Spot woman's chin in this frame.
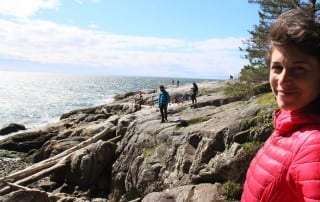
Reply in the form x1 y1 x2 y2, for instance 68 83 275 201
277 99 300 111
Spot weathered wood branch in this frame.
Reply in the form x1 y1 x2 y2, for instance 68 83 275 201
129 198 142 202
0 155 70 195
1 181 67 200
1 181 32 191
0 126 122 196
1 126 116 183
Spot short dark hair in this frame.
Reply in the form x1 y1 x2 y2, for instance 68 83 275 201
265 8 320 66
159 85 165 89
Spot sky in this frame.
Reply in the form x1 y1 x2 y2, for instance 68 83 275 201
0 0 260 79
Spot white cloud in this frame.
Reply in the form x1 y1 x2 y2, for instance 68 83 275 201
0 18 246 78
88 23 99 29
0 0 247 78
74 0 101 5
0 0 60 18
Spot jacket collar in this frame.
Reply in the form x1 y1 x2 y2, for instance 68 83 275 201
274 98 320 136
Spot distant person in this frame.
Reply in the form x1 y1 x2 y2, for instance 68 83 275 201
158 85 170 123
138 92 143 109
191 82 198 104
172 80 175 85
151 95 155 107
229 75 233 80
177 80 180 87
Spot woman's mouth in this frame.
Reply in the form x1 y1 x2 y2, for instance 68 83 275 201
277 89 299 96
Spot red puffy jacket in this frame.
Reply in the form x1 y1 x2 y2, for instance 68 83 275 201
241 100 320 202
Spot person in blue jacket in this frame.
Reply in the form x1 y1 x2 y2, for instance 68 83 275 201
158 85 170 123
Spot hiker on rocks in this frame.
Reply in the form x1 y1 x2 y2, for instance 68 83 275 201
137 92 143 109
158 85 170 123
242 8 320 202
151 95 155 107
191 82 198 104
177 80 180 87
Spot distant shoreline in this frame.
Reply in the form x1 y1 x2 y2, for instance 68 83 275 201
1 74 220 134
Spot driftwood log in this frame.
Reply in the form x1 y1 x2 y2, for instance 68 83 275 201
1 181 70 200
0 126 121 196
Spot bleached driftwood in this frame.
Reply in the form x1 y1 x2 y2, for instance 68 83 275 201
0 155 70 195
1 126 116 182
0 126 121 195
1 181 32 191
129 198 142 202
1 181 68 200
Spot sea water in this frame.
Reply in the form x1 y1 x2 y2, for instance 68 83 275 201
0 71 213 132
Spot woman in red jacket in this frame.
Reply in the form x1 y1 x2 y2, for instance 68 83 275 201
241 8 320 202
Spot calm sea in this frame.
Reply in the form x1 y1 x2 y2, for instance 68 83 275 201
0 71 213 131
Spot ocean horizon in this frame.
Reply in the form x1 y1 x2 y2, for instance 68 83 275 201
1 71 216 132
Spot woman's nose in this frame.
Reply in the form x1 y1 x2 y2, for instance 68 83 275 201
278 69 292 84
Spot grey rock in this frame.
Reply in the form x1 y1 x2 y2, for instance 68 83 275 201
1 190 50 202
142 183 226 202
0 81 274 201
0 123 26 136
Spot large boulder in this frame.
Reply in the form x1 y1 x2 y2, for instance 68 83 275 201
142 183 226 202
0 130 55 152
0 190 50 202
51 140 117 197
109 91 274 201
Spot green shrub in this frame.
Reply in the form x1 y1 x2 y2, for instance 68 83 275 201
223 82 251 99
221 181 243 200
242 141 263 159
239 66 269 84
257 92 277 108
224 65 269 100
199 87 216 96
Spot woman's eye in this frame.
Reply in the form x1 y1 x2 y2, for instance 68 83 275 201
271 65 282 73
292 66 307 75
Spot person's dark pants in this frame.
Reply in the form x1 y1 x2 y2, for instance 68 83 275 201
191 94 197 104
159 103 168 122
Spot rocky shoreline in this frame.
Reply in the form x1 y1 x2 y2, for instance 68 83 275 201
0 80 273 202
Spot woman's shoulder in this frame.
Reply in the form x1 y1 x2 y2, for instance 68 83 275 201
291 126 320 145
299 127 320 144
290 129 320 182
290 128 320 161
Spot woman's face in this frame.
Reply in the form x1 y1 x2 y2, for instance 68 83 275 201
270 45 320 111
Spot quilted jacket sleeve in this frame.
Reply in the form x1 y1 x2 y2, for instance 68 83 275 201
289 130 320 201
